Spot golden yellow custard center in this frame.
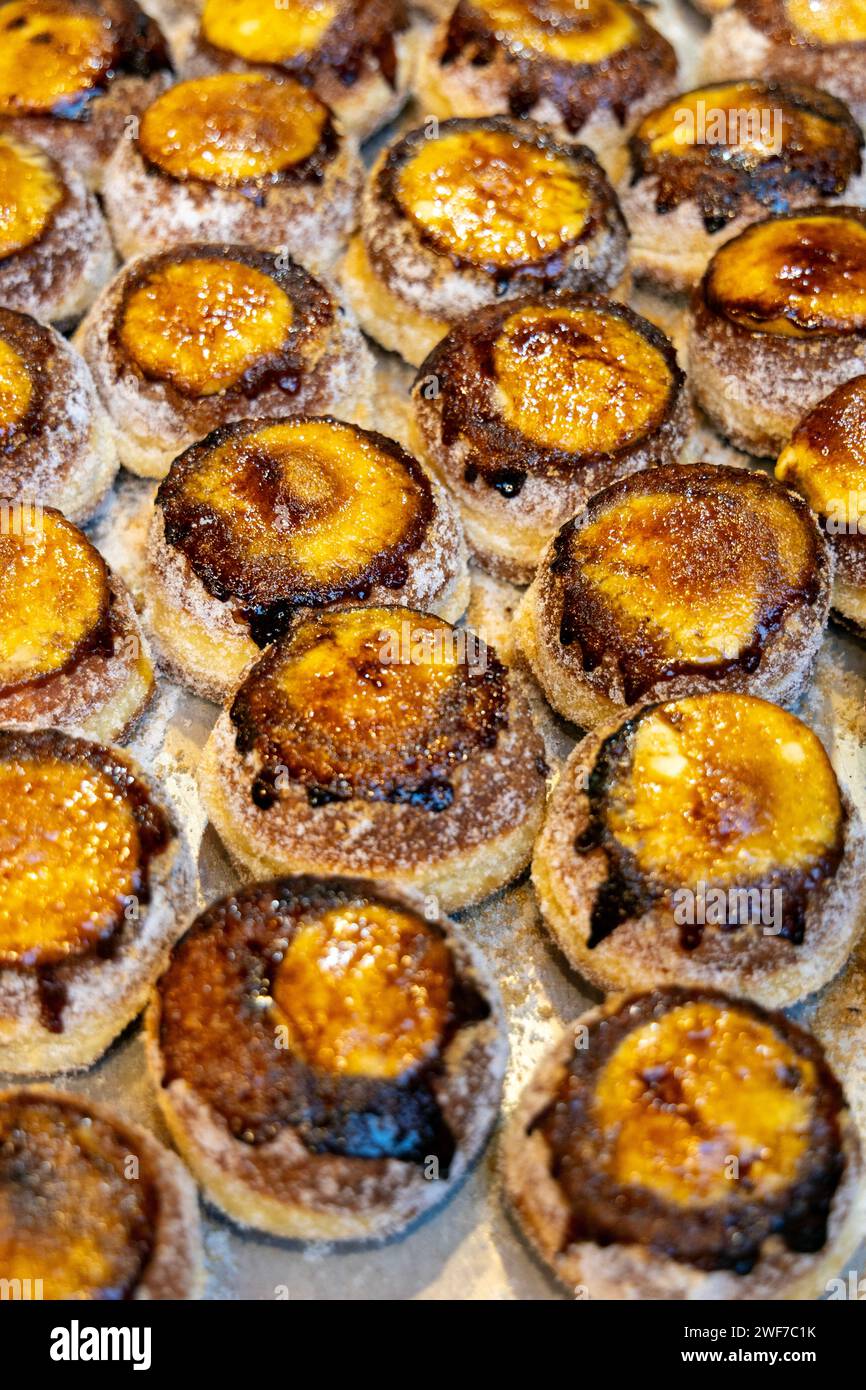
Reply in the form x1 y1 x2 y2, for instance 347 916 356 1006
0 336 33 439
603 693 842 888
777 375 866 522
272 902 452 1079
594 1001 815 1205
201 0 340 62
707 214 866 336
118 258 294 398
638 82 835 161
139 74 329 188
493 304 671 453
182 420 428 588
785 0 866 43
0 0 115 116
0 511 108 693
0 754 141 966
0 135 63 261
475 0 637 62
397 129 590 268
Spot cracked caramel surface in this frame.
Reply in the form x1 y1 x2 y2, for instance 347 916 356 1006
138 73 332 190
776 374 866 521
0 1093 155 1299
705 210 866 336
201 0 341 63
230 606 507 808
0 508 110 696
0 134 63 261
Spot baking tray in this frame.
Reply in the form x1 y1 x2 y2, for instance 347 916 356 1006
4 0 866 1299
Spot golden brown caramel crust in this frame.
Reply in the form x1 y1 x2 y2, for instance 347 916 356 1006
742 0 866 47
0 134 64 260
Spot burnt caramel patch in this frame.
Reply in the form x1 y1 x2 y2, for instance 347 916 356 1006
532 988 846 1272
777 373 866 521
198 0 408 94
630 81 863 233
0 0 170 121
440 0 676 135
575 693 844 949
0 1092 157 1298
0 134 64 262
229 606 508 810
0 730 173 1016
549 463 825 702
112 243 333 404
138 73 337 196
741 0 866 47
157 417 436 645
157 877 490 1167
704 207 866 337
416 292 682 494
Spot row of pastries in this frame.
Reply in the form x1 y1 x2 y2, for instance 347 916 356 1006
3 0 866 1302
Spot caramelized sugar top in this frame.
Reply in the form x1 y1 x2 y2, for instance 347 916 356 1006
0 508 110 694
201 0 340 61
493 302 673 454
776 374 866 520
0 0 116 117
601 693 842 888
0 1094 154 1299
784 0 866 42
396 128 591 270
592 1000 815 1205
472 0 638 62
158 419 434 627
705 211 866 336
0 134 63 261
271 901 453 1079
138 74 330 189
230 605 507 805
117 255 294 397
0 335 33 441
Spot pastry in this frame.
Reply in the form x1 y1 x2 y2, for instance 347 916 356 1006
622 80 864 294
532 692 865 1007
341 116 629 368
503 987 866 1298
0 307 117 523
0 0 172 189
688 207 866 456
146 416 470 701
514 463 832 728
414 0 678 177
198 605 548 909
0 508 154 741
410 291 689 583
147 875 507 1242
75 243 375 479
0 1086 202 1298
175 0 420 142
0 728 193 1075
776 373 866 633
0 131 114 330
700 0 866 126
102 71 362 271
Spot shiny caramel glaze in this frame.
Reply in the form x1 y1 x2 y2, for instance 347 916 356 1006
704 208 866 336
533 988 846 1271
576 693 844 948
0 337 33 442
741 0 866 46
379 117 624 287
198 0 407 93
550 464 826 703
776 374 866 523
0 729 172 983
157 876 490 1165
112 244 332 401
0 0 170 121
630 81 863 233
0 133 64 260
440 0 676 134
137 73 336 194
416 292 682 496
0 1091 156 1298
0 508 112 697
157 418 435 646
230 605 508 810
